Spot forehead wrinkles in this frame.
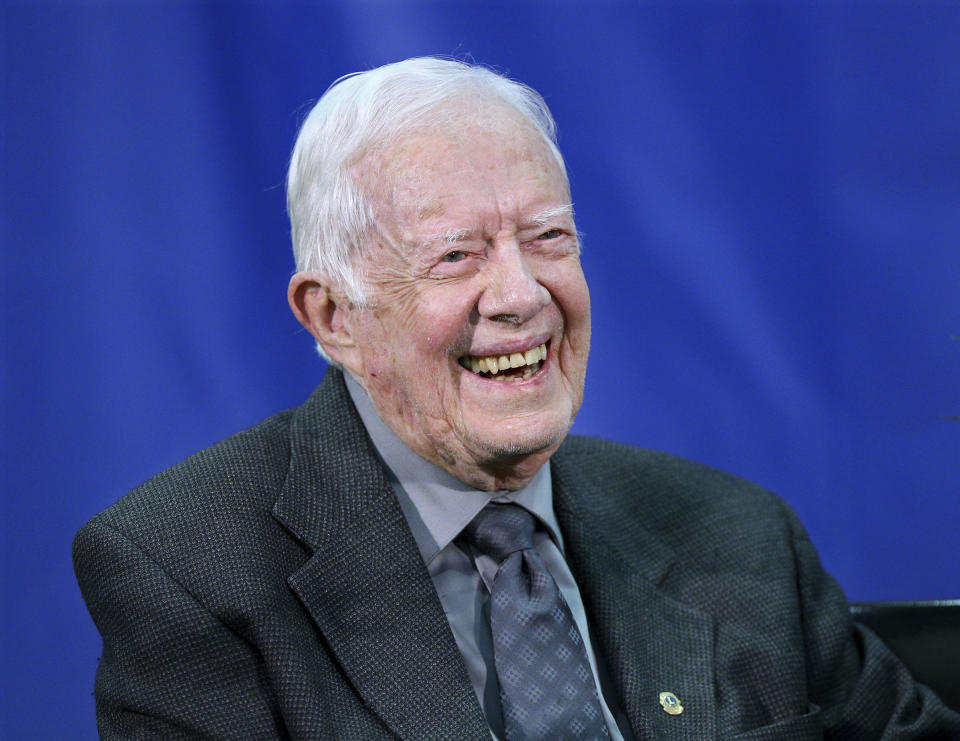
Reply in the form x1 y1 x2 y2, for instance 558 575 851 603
356 136 461 242
356 111 566 255
416 140 557 234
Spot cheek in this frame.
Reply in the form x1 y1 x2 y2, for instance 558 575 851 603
567 281 591 331
541 262 591 330
351 314 402 380
419 318 464 354
408 288 479 354
358 304 463 383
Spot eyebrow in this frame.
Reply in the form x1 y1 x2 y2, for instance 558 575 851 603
529 203 575 226
418 203 576 248
440 227 470 244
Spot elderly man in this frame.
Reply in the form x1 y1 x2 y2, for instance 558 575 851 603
75 58 959 740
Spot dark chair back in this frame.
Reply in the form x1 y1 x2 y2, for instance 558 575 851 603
851 600 960 712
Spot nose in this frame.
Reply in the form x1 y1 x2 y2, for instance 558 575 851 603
477 242 550 324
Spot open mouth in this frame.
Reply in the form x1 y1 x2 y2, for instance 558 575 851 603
458 343 548 381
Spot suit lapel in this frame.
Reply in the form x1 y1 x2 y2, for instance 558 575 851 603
552 449 717 741
273 371 488 740
269 372 719 739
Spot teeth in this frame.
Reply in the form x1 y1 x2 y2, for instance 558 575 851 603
459 343 548 378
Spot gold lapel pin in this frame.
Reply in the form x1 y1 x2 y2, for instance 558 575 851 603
659 691 684 715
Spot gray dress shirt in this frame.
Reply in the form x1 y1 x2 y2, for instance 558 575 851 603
345 374 630 741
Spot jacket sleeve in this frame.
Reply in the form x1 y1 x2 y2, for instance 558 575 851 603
786 506 960 740
73 517 285 740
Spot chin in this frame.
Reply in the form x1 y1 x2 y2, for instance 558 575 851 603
465 415 571 464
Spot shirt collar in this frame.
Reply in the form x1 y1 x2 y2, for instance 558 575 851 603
344 372 564 564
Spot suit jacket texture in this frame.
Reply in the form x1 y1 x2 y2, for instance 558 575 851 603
74 369 960 740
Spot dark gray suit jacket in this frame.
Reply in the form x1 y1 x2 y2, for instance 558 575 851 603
74 369 960 740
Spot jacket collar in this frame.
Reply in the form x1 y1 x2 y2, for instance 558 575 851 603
272 369 488 740
272 370 717 740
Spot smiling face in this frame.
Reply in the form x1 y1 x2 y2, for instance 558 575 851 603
335 105 590 490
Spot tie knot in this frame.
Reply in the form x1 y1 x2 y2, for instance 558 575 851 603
464 503 536 563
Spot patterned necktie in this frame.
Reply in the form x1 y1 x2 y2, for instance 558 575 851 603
464 503 610 741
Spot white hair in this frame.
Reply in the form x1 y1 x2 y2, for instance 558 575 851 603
285 57 567 306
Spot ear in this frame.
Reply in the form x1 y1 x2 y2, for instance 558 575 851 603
287 271 360 368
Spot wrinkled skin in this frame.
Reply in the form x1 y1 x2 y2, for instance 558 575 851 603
292 104 590 491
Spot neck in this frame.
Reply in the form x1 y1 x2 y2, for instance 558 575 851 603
343 370 556 492
428 445 555 492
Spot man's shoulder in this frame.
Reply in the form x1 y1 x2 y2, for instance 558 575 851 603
76 405 299 557
554 434 795 536
557 434 773 498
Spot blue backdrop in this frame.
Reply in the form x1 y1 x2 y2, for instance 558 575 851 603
3 2 959 738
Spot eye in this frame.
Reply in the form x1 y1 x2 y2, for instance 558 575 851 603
537 229 563 240
441 250 467 263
